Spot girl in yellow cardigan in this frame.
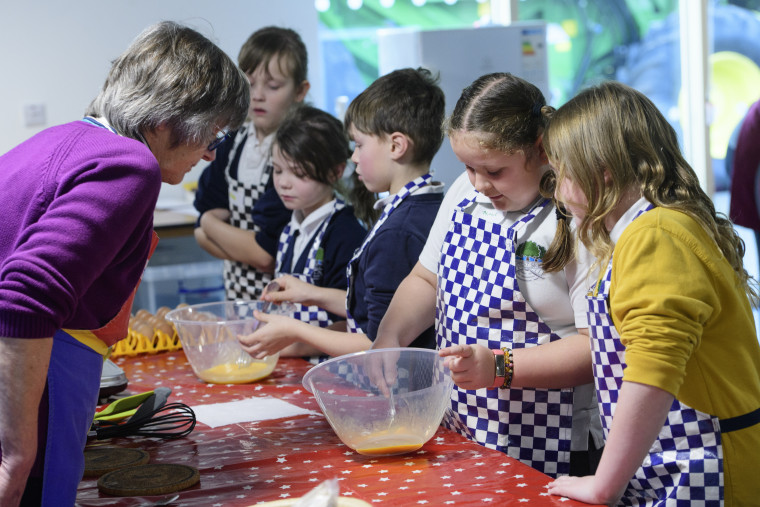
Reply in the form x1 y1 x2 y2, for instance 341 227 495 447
542 81 760 505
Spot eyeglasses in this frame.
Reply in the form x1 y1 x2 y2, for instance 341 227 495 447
207 129 230 151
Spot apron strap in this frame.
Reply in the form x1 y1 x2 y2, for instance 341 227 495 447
719 406 760 433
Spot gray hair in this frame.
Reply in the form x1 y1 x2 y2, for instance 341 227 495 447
86 21 249 146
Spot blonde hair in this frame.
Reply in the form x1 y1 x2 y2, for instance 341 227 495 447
544 81 758 304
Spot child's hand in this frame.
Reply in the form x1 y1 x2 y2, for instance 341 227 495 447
438 344 497 390
547 475 614 506
238 311 297 359
262 274 316 305
366 347 400 397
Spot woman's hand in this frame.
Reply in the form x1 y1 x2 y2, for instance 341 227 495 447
238 311 299 359
438 344 496 390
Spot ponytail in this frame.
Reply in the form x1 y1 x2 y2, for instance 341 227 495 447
540 171 575 272
337 170 380 229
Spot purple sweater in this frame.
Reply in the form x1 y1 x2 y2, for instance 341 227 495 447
729 100 760 230
0 121 161 342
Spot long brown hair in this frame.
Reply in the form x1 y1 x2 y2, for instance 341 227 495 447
544 81 758 304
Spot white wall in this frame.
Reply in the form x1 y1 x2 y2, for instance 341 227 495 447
0 0 320 202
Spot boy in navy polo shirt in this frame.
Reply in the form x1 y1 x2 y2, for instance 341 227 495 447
239 67 446 358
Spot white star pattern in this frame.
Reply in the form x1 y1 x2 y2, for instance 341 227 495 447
77 356 571 506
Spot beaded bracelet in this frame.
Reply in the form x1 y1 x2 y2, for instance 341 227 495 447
500 347 514 390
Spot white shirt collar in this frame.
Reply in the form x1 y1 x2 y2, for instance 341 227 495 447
372 179 444 211
245 121 275 150
286 198 337 267
609 196 652 244
289 198 336 237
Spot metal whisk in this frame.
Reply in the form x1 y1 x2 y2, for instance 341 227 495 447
91 402 196 440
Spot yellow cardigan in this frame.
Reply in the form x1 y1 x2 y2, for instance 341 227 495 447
609 207 760 506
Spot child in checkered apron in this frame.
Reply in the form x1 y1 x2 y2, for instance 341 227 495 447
194 27 310 302
543 81 760 506
264 105 367 361
373 72 604 478
239 68 445 359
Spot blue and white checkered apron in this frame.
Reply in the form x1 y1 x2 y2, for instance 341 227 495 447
276 199 345 331
345 174 433 334
225 126 272 301
437 194 573 477
587 203 723 506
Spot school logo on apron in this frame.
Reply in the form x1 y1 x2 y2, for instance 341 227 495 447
437 195 573 477
515 240 546 282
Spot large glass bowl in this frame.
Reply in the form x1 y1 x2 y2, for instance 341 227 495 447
166 300 293 384
302 347 453 457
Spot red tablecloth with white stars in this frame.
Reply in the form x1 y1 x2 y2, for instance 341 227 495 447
75 352 597 506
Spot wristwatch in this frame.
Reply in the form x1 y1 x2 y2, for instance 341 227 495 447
492 349 506 389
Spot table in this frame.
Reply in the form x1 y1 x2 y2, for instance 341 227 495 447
76 353 596 506
153 208 197 239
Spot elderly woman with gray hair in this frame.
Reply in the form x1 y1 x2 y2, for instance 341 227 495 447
0 21 248 507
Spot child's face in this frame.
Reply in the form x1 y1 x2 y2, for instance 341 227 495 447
554 169 589 223
451 132 545 212
272 144 334 217
247 56 308 139
348 126 393 194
